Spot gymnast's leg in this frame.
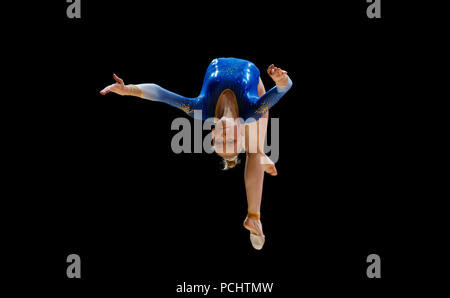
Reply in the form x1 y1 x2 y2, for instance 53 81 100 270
242 78 278 250
243 112 274 239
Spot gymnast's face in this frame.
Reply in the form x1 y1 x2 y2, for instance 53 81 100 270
212 117 244 156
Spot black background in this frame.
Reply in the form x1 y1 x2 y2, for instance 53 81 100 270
5 0 444 296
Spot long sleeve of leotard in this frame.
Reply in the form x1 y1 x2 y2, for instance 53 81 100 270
136 83 202 119
249 77 293 119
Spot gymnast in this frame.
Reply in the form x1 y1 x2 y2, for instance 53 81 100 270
100 58 292 250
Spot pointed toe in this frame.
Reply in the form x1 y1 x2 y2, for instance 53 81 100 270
250 233 265 250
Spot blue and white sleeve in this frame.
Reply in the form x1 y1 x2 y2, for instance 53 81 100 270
136 83 202 119
250 77 293 120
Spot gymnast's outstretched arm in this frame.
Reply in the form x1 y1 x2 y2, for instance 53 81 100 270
100 74 200 118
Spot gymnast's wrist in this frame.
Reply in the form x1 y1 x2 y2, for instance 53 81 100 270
276 76 293 92
125 84 143 98
275 75 290 87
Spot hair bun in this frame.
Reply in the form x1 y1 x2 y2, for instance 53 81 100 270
222 156 240 170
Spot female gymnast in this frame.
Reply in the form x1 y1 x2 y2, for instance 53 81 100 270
100 58 292 250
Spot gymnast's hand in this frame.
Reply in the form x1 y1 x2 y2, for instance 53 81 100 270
267 64 290 87
99 73 131 96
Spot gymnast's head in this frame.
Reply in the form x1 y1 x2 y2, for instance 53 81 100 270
212 116 245 170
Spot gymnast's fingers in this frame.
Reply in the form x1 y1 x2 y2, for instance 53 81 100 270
100 86 111 95
113 73 124 85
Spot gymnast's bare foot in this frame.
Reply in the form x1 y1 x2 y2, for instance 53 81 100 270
267 64 290 87
243 216 264 237
260 154 278 176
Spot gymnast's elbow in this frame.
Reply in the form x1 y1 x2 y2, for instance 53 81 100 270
138 83 162 101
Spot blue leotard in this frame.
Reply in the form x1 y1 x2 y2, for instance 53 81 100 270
137 57 292 122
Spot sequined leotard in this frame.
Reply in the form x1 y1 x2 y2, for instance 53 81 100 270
137 57 292 122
